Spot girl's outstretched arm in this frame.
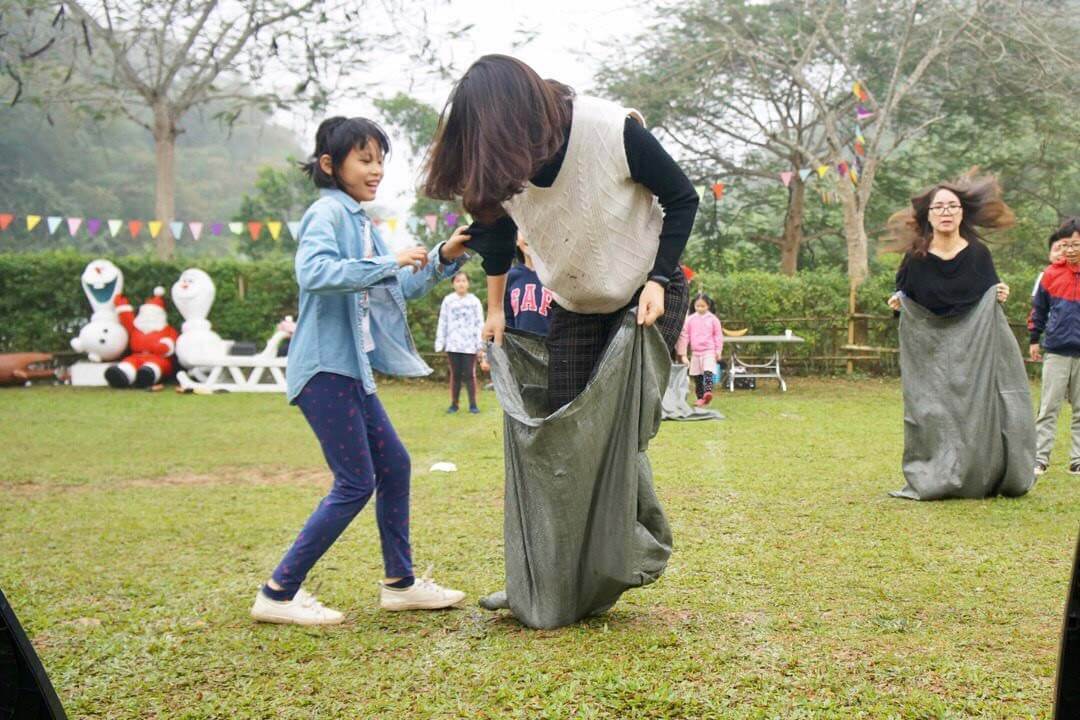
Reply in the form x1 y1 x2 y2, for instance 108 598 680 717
398 227 472 299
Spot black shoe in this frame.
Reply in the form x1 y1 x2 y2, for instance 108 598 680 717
469 406 480 414
1069 462 1080 476
104 365 130 388
132 366 157 389
446 406 459 414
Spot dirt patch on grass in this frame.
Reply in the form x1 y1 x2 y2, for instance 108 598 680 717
2 467 329 495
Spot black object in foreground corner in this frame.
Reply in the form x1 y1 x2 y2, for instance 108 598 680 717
1056 528 1080 719
0 588 67 720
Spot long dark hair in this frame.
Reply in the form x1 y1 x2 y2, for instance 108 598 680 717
421 55 572 220
301 116 390 190
886 170 1015 258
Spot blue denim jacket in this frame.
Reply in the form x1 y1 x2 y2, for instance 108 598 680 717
286 189 466 401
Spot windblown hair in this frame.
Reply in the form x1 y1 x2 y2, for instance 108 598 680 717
421 55 572 221
300 116 390 190
886 170 1015 258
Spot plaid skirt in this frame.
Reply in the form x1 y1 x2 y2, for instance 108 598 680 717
545 269 689 411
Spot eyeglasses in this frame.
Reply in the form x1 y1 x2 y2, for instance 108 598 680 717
929 203 963 215
1059 243 1080 250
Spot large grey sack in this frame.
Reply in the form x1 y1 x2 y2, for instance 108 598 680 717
485 313 674 628
894 287 1035 500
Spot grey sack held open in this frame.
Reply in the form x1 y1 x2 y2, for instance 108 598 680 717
484 313 674 629
893 287 1036 500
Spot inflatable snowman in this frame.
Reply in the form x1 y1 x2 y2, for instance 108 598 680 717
70 259 128 362
172 268 227 369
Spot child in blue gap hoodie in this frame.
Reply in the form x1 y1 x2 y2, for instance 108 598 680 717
503 233 553 336
1030 217 1080 476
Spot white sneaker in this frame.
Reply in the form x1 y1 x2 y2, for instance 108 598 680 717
379 568 466 611
1035 462 1048 476
251 587 345 626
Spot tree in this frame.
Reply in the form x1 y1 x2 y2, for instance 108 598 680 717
603 0 1080 287
12 1 440 259
599 0 838 275
234 161 317 259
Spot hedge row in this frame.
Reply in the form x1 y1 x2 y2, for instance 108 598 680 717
0 252 1042 375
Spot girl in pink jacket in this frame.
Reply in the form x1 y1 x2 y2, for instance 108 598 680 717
676 293 724 406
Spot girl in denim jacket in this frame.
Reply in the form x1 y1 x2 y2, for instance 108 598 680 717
251 117 471 625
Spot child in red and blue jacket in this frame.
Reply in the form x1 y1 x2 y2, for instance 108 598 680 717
1029 217 1080 475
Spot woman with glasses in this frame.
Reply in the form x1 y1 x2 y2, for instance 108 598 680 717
887 181 1010 315
884 172 1035 500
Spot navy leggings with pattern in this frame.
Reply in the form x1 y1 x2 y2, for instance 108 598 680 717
271 372 413 595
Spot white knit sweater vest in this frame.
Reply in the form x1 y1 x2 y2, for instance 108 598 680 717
504 95 663 314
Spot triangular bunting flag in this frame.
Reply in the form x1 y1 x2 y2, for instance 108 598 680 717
189 222 203 241
169 221 184 240
26 215 42 232
287 221 301 238
148 221 162 239
780 171 794 187
47 217 63 235
406 217 420 233
67 218 83 236
108 219 123 237
210 222 223 236
852 81 869 102
373 218 384 226
267 221 282 240
0 213 14 231
128 220 143 238
247 221 263 240
86 218 102 236
837 161 849 177
696 185 708 200
386 218 399 234
424 214 438 232
854 139 866 157
799 168 813 183
228 222 243 235
851 168 859 184
445 212 459 227
856 104 874 121
816 165 830 178
711 182 725 200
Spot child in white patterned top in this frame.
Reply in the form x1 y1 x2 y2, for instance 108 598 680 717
435 271 485 413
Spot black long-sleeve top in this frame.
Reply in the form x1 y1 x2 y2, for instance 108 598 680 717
464 116 699 285
895 241 1000 317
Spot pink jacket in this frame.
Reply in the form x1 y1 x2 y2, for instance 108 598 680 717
676 312 724 357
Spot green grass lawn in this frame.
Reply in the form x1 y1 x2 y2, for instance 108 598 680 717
1 379 1075 719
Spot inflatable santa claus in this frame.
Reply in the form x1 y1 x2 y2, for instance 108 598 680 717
104 287 179 389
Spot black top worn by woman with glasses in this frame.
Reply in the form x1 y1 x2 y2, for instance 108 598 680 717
895 239 1001 317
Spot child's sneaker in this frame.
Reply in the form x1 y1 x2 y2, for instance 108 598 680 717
379 569 465 611
1069 462 1080 476
1035 462 1048 476
446 406 458 414
694 397 706 407
469 406 480 414
702 391 713 405
251 587 344 626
